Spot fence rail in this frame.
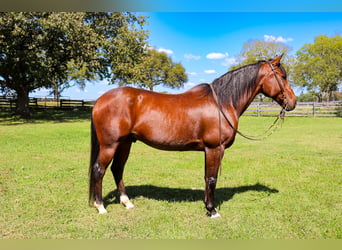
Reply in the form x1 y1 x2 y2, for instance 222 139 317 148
0 96 94 111
1 96 341 117
245 102 342 117
0 96 39 110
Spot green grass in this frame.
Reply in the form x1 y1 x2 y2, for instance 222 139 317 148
0 111 341 239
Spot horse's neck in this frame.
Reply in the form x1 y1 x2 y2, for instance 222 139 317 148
236 86 261 117
217 81 261 120
212 63 262 119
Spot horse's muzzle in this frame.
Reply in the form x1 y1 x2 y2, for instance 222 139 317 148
284 98 296 111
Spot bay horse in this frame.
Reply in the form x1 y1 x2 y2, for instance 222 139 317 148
89 55 296 218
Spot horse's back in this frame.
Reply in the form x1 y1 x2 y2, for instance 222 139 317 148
94 84 211 109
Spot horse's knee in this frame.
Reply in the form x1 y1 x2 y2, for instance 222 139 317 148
207 176 217 186
93 162 105 180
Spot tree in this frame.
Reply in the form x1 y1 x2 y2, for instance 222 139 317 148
230 39 293 102
117 49 188 91
85 12 148 85
0 12 148 117
230 39 293 71
292 34 342 102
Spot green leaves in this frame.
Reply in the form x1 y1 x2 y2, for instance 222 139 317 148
231 39 292 70
125 49 188 91
0 12 148 116
231 34 341 102
293 35 342 101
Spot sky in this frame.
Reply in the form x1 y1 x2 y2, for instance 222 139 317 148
31 12 342 100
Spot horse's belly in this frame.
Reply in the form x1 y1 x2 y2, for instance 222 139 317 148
132 126 204 151
138 137 204 151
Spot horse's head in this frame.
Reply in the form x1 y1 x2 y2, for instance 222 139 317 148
259 55 296 111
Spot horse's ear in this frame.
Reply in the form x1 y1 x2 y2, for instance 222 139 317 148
271 54 283 67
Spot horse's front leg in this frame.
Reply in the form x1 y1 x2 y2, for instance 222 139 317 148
204 146 224 218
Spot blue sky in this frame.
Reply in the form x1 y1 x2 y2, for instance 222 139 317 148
32 12 342 100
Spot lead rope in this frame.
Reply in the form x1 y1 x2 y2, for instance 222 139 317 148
209 84 286 143
209 62 288 176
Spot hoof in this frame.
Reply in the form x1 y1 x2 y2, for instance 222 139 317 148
124 202 135 210
211 212 221 219
120 195 135 210
94 202 108 214
207 209 221 218
98 208 108 214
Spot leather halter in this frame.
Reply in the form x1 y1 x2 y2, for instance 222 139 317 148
268 62 289 111
209 62 286 142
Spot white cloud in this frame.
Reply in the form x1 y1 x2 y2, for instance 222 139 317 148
264 35 294 43
156 47 174 55
222 57 239 67
184 82 197 88
100 80 109 85
147 46 174 55
188 72 198 76
75 88 88 93
206 52 229 60
37 87 50 92
184 53 201 60
204 69 217 74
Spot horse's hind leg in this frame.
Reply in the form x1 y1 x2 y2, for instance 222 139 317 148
111 141 135 209
93 144 118 214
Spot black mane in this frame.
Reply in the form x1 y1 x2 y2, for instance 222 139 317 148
211 61 264 108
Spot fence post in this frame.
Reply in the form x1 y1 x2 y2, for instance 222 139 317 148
312 102 315 117
10 99 15 111
257 103 260 117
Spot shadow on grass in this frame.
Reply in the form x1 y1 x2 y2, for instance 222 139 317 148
103 183 279 209
0 109 91 125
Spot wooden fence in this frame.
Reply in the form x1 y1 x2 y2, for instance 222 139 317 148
59 99 95 110
1 96 341 117
244 102 342 117
0 96 39 110
0 96 94 111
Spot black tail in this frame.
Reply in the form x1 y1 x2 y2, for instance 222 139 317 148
89 116 100 205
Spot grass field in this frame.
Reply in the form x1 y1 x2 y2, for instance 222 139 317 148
0 110 341 239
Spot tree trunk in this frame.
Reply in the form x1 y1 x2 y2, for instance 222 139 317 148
15 88 31 118
53 80 59 103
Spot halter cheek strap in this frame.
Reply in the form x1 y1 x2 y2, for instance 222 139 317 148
268 62 289 111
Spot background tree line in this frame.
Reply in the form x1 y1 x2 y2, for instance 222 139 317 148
0 12 341 118
0 12 187 117
230 34 342 102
